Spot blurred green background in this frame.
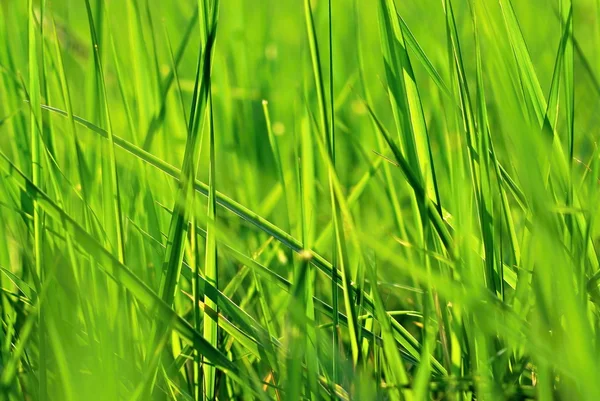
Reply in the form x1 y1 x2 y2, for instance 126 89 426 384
1 0 600 400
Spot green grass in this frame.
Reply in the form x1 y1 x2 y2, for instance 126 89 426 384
0 0 599 399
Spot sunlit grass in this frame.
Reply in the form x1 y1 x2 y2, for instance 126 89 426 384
0 0 598 400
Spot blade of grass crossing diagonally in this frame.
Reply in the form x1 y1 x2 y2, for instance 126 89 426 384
141 0 220 398
124 210 284 381
0 152 270 400
82 5 132 396
542 7 572 139
365 104 454 259
377 0 440 208
40 101 382 266
104 0 159 367
48 17 109 384
28 16 114 400
394 12 454 103
39 102 444 374
48 17 99 264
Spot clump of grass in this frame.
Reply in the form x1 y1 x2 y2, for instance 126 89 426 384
0 0 598 400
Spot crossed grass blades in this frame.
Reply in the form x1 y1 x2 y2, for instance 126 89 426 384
0 0 598 399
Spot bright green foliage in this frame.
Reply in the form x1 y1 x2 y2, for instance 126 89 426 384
1 0 599 400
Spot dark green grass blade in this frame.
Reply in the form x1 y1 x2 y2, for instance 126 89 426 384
201 0 220 398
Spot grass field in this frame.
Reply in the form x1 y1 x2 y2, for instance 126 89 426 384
0 0 598 399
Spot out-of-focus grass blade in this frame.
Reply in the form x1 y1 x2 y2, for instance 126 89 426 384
27 1 47 398
0 151 250 381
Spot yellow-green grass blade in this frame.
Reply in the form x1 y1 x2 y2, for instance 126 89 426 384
198 1 220 399
377 0 438 206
